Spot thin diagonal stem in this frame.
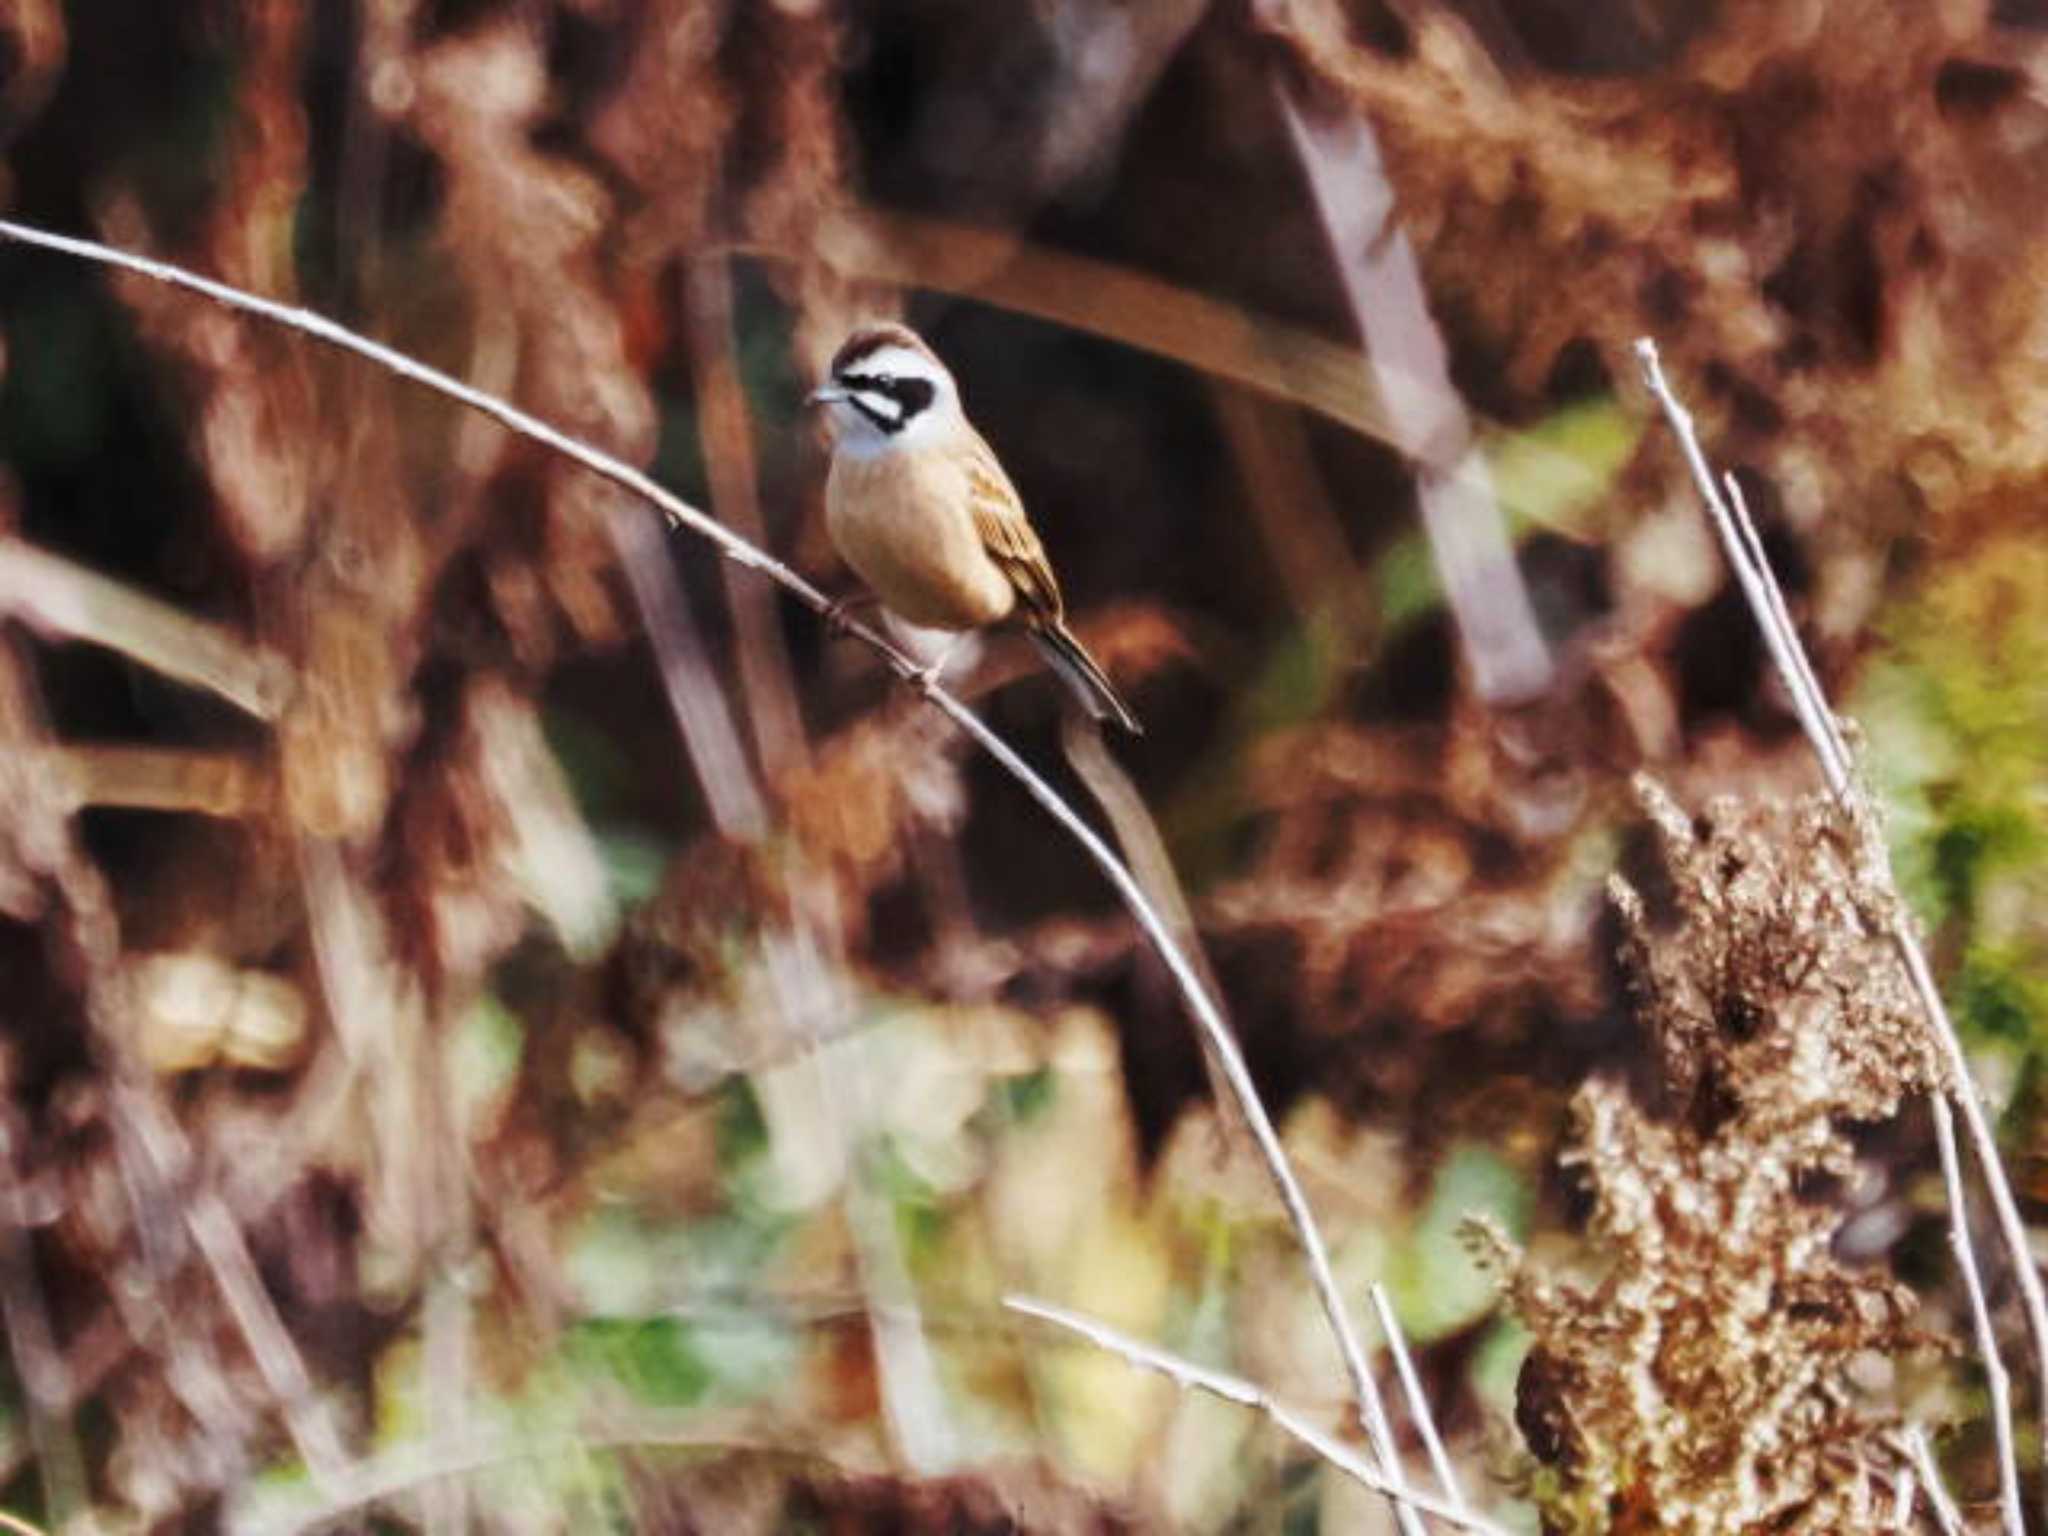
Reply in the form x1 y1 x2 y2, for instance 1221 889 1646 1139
1895 1428 1965 1536
1005 1295 1506 1535
0 216 1402 1515
1372 1283 1466 1514
1638 338 2043 1530
1932 1089 2022 1533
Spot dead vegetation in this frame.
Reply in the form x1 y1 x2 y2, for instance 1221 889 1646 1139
1493 777 1939 1532
0 0 2045 1530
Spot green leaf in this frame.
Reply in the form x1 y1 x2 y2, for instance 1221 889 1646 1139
565 1317 711 1406
1384 1143 1532 1344
715 1077 771 1173
1468 1314 1533 1422
1373 530 1441 634
1931 804 2043 929
595 829 672 913
447 994 525 1136
1485 396 1639 538
997 1067 1056 1123
1959 949 2048 1047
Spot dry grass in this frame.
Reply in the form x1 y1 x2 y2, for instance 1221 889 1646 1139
0 2 2043 1530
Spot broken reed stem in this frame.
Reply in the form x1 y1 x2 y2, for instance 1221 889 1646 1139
0 218 1406 1516
0 536 291 720
680 256 812 781
1636 337 2039 1531
1271 71 1551 712
1004 1295 1506 1535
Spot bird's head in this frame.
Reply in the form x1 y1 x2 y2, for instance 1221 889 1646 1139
808 322 959 457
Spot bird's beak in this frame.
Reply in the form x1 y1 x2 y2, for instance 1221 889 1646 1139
807 384 847 406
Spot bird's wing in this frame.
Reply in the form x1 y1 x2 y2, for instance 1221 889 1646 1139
963 431 1064 622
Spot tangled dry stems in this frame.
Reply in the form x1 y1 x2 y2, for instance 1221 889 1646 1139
1493 775 1940 1533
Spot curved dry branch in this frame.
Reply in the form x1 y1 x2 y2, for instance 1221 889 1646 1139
0 217 1411 1517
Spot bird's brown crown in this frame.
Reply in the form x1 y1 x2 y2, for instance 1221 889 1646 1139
829 321 936 378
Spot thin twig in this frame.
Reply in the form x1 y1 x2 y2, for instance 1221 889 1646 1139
1721 475 1846 784
1933 1085 2023 1534
1371 1283 1466 1514
181 1173 350 1482
1895 1428 1966 1536
1637 338 2041 1528
0 216 1403 1513
3 632 348 1491
616 484 956 1472
1004 1295 1507 1536
1709 474 1854 790
1890 1461 1916 1530
1720 462 2025 1530
609 499 772 838
1060 712 1253 1154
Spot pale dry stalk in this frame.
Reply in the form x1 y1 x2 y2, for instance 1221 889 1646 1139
1005 1294 1506 1535
1638 337 2036 1532
1372 1281 1467 1514
0 213 1417 1529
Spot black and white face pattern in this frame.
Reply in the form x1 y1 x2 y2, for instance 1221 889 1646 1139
822 338 956 457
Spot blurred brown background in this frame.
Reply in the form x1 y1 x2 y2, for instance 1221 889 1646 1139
2 0 2047 1530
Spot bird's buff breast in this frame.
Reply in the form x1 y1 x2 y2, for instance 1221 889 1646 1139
827 451 1016 630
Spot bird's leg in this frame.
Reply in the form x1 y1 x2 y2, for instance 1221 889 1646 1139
822 591 878 637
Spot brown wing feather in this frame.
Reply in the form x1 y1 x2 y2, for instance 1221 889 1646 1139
962 433 1064 623
959 431 1141 733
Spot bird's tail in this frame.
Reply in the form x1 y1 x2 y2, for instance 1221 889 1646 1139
1032 621 1142 735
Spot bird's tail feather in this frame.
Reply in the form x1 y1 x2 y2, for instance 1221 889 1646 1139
1032 622 1142 736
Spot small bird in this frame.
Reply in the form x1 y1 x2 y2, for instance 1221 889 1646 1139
808 321 1142 734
